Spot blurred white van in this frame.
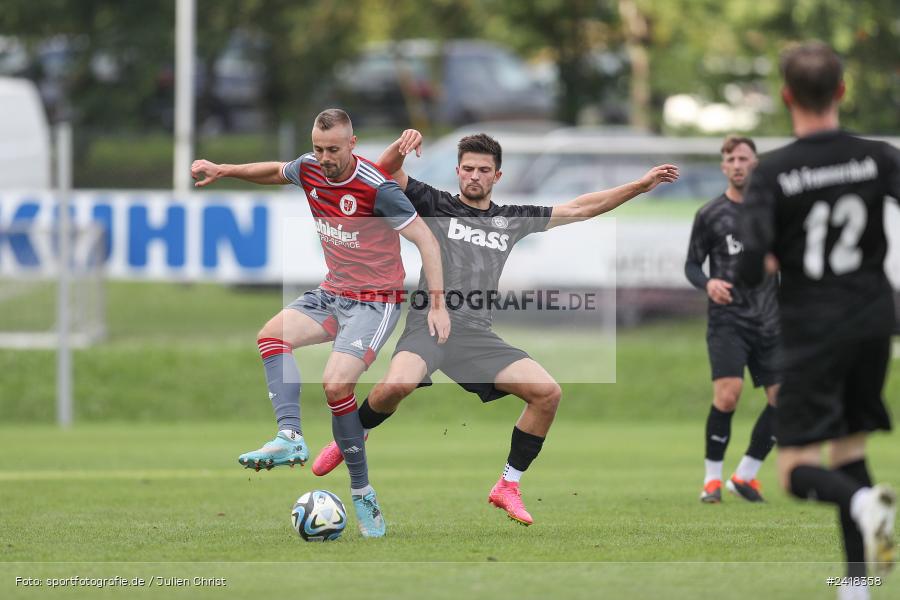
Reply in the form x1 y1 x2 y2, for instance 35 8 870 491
0 77 51 189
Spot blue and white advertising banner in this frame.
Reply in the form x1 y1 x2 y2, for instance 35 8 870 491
1 191 897 288
0 191 313 282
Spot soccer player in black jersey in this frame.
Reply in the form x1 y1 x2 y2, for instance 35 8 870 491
740 42 898 587
686 135 780 504
312 130 678 525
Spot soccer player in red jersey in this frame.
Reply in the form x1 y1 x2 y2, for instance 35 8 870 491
191 109 450 537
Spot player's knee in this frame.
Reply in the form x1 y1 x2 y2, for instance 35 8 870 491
528 383 562 414
322 381 355 403
713 392 739 413
257 320 281 342
380 381 416 404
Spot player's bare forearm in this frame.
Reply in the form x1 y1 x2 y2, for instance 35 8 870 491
546 181 641 228
547 164 678 228
375 146 409 190
227 162 288 185
191 160 286 187
376 129 422 190
582 180 642 216
376 141 406 177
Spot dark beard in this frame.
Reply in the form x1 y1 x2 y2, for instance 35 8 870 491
462 184 487 201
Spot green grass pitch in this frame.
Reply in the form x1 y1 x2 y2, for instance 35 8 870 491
1 282 898 599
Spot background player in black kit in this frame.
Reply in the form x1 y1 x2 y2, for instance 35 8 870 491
312 130 678 526
686 135 780 504
740 42 898 590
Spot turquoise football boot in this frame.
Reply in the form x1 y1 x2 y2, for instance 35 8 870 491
238 431 308 471
352 488 386 538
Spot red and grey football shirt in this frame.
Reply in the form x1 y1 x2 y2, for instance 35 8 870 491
282 153 418 302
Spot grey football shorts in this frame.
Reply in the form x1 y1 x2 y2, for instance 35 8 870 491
287 287 401 367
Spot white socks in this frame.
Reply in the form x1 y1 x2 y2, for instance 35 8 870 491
502 463 523 483
735 456 763 481
704 460 723 484
279 429 302 440
707 456 763 483
351 484 374 498
849 486 873 524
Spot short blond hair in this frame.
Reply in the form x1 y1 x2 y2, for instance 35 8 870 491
314 108 352 131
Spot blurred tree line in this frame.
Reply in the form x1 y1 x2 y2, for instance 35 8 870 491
1 0 897 135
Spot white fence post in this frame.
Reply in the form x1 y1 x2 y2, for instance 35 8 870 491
173 0 196 193
56 122 73 428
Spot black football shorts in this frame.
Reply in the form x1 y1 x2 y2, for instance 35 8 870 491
393 318 529 402
776 336 892 447
706 323 781 387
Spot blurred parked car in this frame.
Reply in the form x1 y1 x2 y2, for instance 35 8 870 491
330 39 555 127
406 123 729 201
152 31 268 132
0 35 144 123
0 32 267 130
525 128 724 199
404 121 562 192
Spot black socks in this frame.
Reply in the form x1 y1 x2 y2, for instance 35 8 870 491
789 465 864 505
507 426 545 472
705 405 733 461
746 404 776 460
357 397 393 430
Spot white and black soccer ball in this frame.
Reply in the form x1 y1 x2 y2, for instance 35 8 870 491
291 490 347 542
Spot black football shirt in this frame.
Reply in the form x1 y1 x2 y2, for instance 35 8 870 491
402 177 552 328
687 194 780 332
740 130 900 346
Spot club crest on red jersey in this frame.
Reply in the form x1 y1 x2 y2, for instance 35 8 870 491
340 194 358 215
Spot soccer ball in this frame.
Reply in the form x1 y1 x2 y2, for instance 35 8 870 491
291 490 347 542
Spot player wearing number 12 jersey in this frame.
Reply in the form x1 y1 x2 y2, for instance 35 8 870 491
739 42 899 590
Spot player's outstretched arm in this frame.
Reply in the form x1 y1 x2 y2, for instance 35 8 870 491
376 129 423 191
191 159 288 187
546 164 679 229
398 217 451 344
